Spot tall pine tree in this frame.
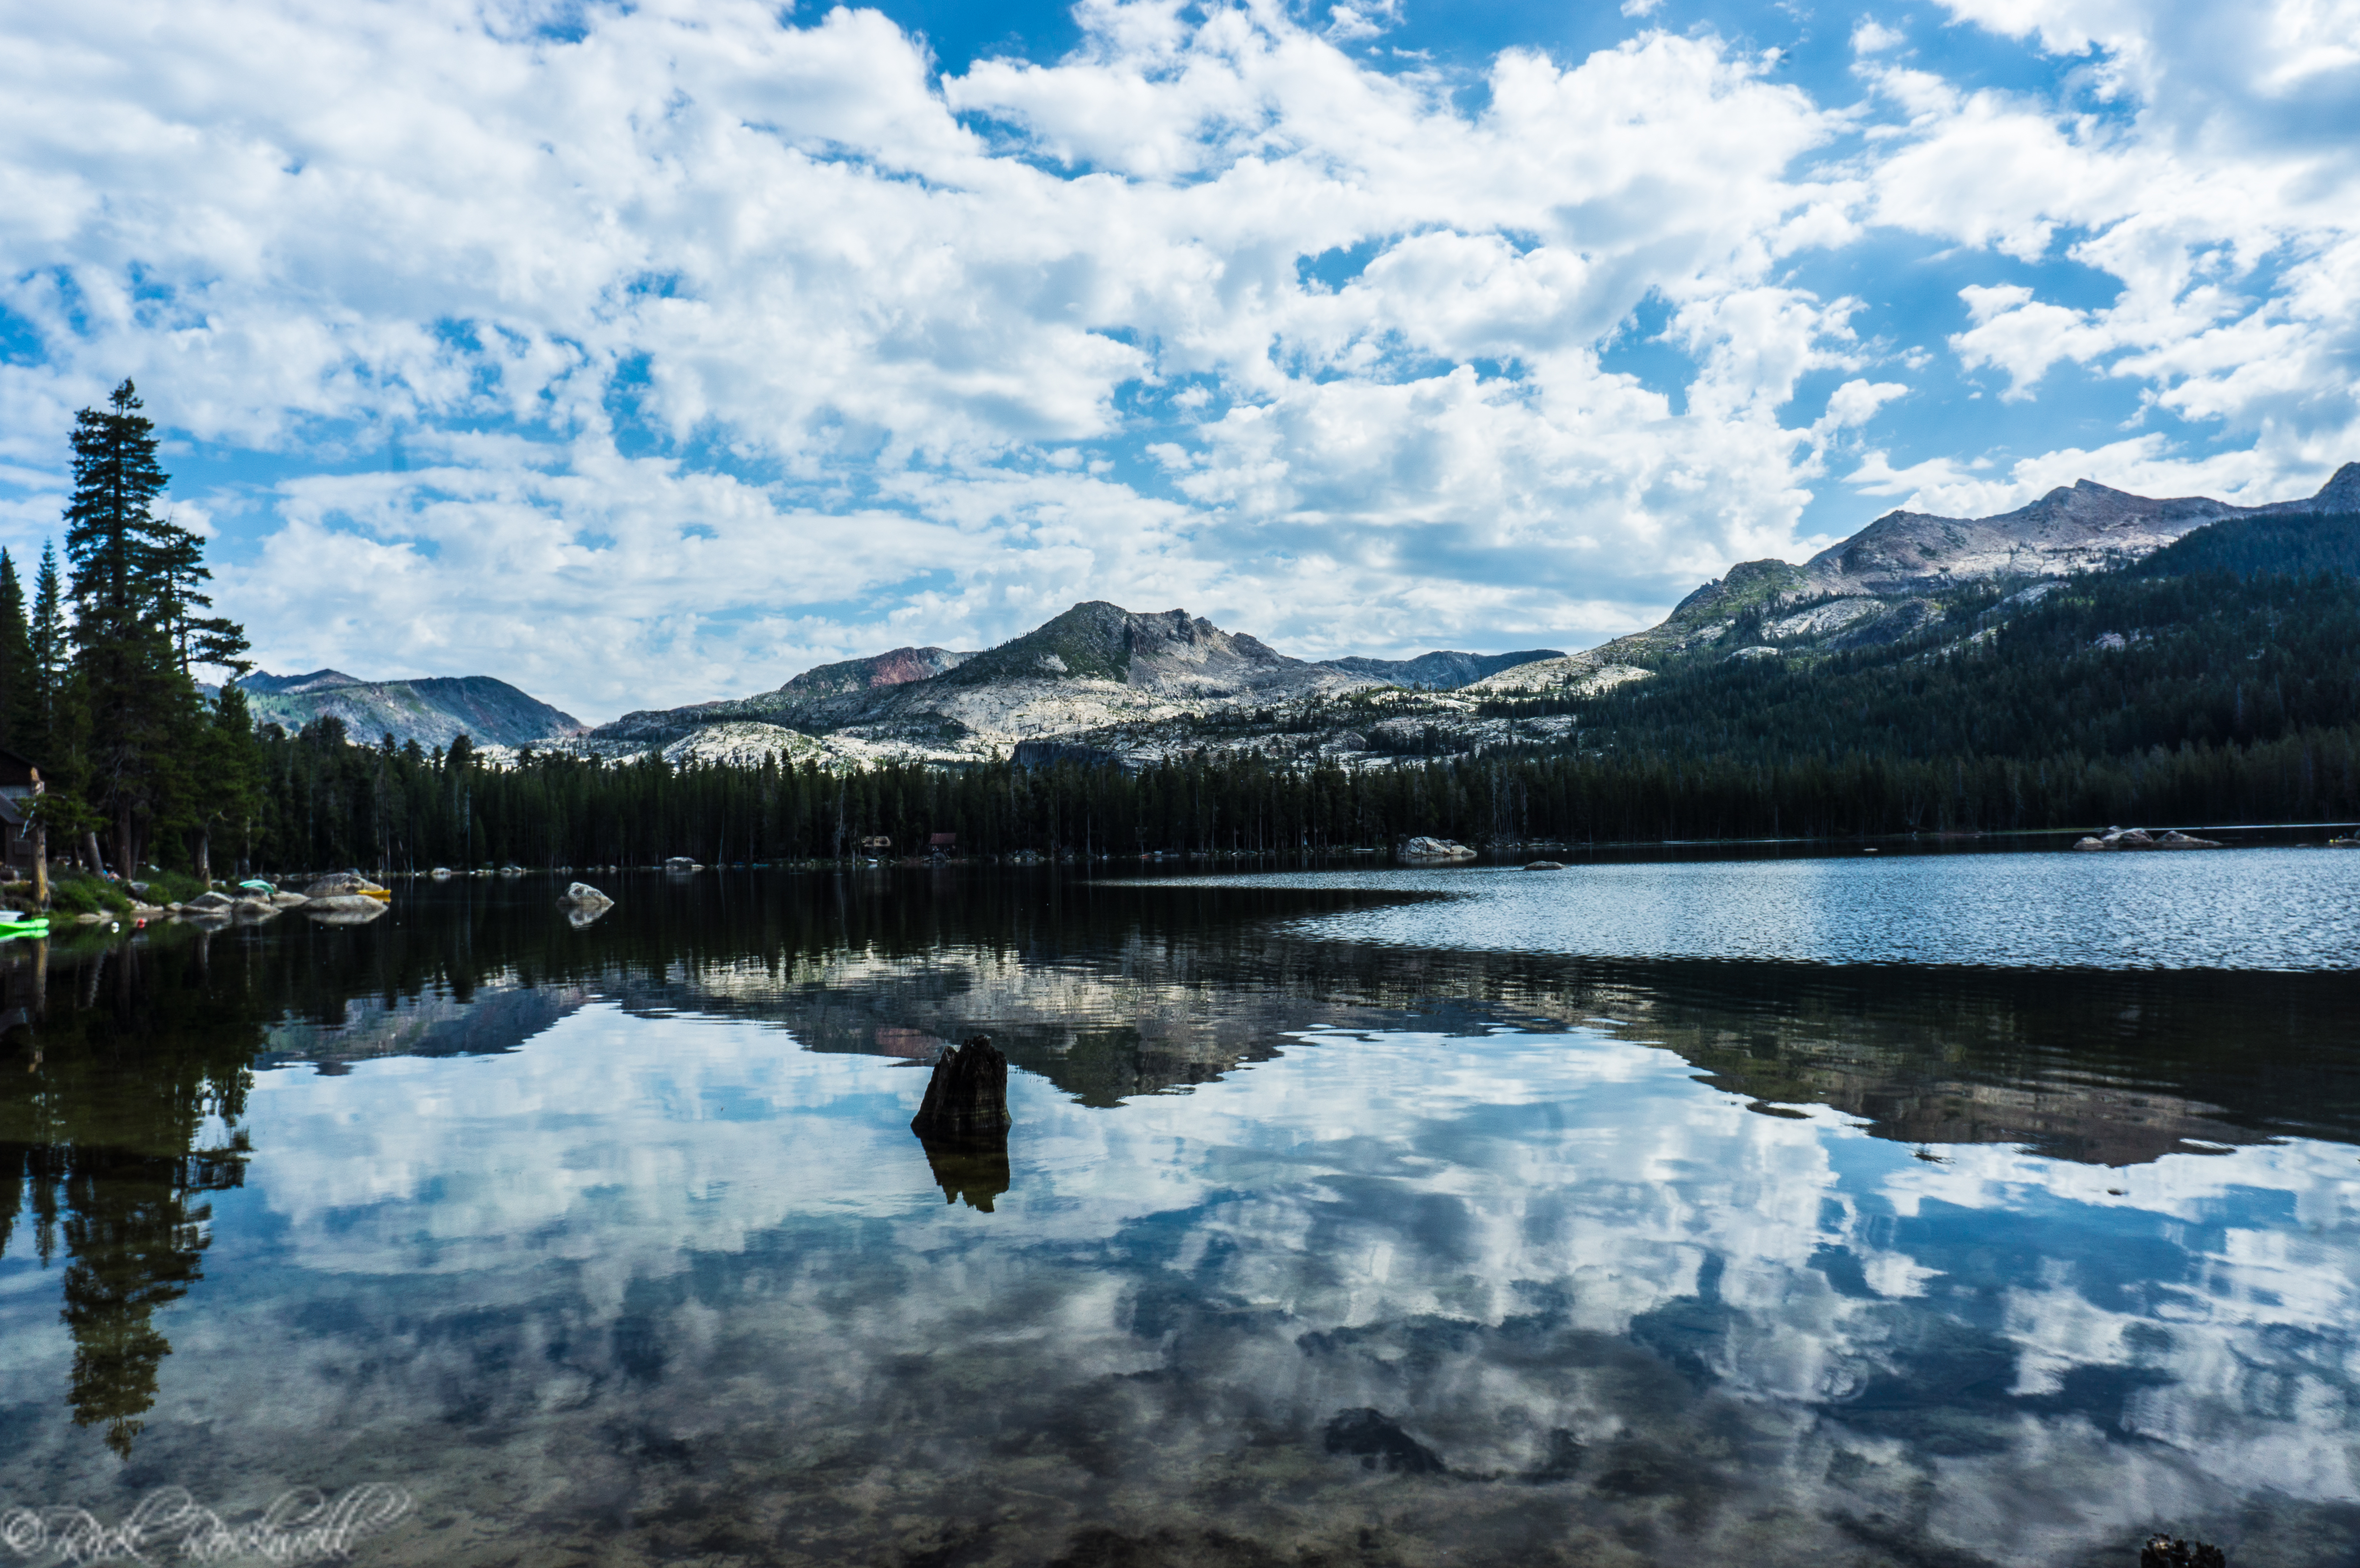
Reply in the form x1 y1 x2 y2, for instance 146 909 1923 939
29 543 66 763
60 380 245 875
0 550 29 755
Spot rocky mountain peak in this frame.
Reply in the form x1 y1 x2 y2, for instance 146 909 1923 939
2297 461 2360 513
776 646 971 698
241 668 367 696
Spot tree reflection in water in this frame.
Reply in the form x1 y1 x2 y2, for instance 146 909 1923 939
0 933 255 1457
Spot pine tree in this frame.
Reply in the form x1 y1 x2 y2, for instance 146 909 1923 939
0 550 28 754
193 686 264 882
28 544 66 762
59 380 236 874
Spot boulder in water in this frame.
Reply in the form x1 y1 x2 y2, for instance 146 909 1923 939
911 1035 1012 1139
560 882 615 928
303 872 390 899
185 890 235 913
1401 836 1476 861
1524 860 1566 871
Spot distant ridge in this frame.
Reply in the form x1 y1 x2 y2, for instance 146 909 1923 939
1328 649 1566 690
1593 461 2360 662
589 607 1563 750
238 670 586 749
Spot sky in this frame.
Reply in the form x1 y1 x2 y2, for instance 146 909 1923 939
1 0 2356 722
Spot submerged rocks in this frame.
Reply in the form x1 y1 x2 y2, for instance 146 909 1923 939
1401 836 1476 861
1524 860 1566 871
911 1035 1012 1139
2072 827 2223 851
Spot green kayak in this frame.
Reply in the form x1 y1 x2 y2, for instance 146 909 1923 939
0 915 50 934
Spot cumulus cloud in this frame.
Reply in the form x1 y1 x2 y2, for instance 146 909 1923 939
0 0 2352 714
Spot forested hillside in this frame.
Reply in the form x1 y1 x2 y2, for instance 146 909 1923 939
1507 510 2360 769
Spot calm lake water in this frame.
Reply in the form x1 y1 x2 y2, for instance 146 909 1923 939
3 848 2359 1567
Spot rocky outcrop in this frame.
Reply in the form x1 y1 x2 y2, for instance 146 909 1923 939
1463 657 1652 698
303 872 391 899
910 1035 1012 1139
559 882 615 928
659 721 827 769
1401 836 1476 861
1326 648 1567 689
594 646 972 745
237 669 585 749
2070 828 2223 851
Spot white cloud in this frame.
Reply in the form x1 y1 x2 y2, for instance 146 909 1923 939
1850 17 1906 52
0 0 2352 715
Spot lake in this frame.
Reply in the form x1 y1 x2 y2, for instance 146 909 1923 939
3 847 2358 1567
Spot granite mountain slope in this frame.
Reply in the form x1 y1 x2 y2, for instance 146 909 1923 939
1572 462 2360 666
586 602 1570 766
239 670 586 749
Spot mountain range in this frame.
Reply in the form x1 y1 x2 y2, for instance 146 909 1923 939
256 462 2359 766
236 669 586 749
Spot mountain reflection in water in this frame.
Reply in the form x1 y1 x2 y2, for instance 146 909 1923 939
0 859 2356 1567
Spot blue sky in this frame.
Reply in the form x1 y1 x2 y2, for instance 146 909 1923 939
2 0 2355 720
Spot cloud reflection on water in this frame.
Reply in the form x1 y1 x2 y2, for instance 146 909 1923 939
7 1002 2350 1565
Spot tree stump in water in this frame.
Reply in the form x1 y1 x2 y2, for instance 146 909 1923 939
911 1035 1011 1139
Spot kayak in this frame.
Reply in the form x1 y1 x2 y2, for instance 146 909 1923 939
0 915 49 936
